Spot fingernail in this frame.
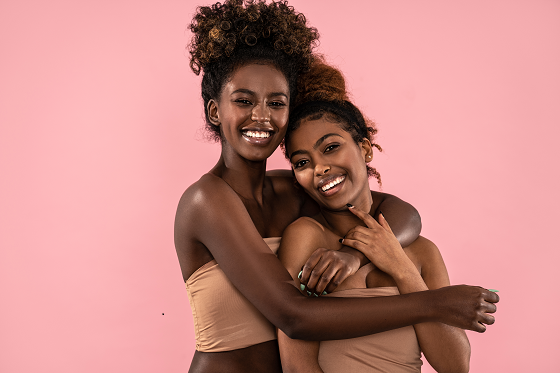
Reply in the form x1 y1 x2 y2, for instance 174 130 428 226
322 291 327 295
298 271 302 280
338 238 343 243
300 284 305 291
346 203 353 208
379 211 384 217
488 289 499 292
313 293 319 297
307 291 312 296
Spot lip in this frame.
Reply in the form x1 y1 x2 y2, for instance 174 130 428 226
240 125 276 146
317 174 346 197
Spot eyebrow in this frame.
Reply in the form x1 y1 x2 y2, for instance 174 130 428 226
231 88 288 98
290 133 343 160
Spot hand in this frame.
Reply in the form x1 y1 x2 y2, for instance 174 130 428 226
430 285 500 332
342 206 412 278
299 248 360 296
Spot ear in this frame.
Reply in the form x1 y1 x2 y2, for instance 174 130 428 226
207 99 220 126
360 138 374 163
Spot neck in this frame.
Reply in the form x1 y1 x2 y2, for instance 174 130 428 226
211 143 268 204
319 190 374 237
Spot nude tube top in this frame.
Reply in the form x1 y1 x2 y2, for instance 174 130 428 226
185 237 281 352
318 287 422 373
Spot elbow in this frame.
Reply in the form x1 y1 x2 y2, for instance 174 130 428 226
276 314 306 340
436 358 470 373
274 304 311 340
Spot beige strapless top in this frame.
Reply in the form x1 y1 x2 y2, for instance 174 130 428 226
185 237 281 352
319 287 422 373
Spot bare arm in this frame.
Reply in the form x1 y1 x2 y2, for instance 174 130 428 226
409 237 471 373
175 175 498 340
298 189 422 293
342 208 478 372
276 219 329 372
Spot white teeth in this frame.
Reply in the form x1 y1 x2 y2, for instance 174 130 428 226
321 176 345 192
244 130 271 138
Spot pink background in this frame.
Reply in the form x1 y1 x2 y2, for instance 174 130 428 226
1 1 558 372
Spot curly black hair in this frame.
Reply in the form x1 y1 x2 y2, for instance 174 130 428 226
282 58 382 184
188 0 319 141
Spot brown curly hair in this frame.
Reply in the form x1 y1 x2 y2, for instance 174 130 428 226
283 57 383 185
188 0 319 141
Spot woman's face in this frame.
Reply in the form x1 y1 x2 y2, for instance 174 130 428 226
209 63 290 161
288 117 373 211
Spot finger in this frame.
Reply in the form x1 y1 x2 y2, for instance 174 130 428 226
377 212 394 234
347 204 379 229
343 228 372 245
483 290 500 304
306 258 331 292
314 263 339 295
338 238 367 254
480 312 496 326
475 322 487 333
482 301 497 314
324 267 352 294
300 248 326 288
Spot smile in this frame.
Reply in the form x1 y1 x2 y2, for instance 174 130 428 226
320 176 346 192
242 130 271 138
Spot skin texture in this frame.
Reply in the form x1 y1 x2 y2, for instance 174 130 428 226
278 117 475 373
175 63 498 373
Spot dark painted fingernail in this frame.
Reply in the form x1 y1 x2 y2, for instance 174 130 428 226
346 203 353 208
488 289 499 292
338 238 343 243
298 271 302 280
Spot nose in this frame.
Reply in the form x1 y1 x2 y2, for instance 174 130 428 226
251 103 270 124
315 163 330 176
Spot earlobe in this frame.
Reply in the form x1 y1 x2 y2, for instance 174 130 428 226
361 138 374 162
207 99 220 126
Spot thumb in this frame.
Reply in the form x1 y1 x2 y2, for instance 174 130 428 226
378 212 394 234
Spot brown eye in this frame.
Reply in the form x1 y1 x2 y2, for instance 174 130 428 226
325 144 339 153
293 159 308 169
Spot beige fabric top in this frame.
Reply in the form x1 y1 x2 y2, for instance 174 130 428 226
318 287 422 373
185 237 281 352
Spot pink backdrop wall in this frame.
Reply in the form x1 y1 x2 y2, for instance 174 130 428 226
1 1 558 372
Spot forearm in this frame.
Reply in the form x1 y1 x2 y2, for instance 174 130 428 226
390 248 471 373
414 323 470 373
278 329 323 373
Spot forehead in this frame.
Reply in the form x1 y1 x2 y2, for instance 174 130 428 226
288 117 350 150
223 63 289 95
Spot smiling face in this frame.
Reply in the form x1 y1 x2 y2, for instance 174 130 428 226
287 116 374 211
208 63 290 162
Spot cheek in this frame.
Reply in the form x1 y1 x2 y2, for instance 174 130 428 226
295 169 314 191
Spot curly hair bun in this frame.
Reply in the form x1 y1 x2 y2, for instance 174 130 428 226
188 0 319 75
296 55 349 106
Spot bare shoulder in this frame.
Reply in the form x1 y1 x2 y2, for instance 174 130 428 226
278 217 327 270
175 173 247 242
405 236 450 289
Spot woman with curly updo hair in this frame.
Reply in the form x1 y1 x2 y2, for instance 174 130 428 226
277 59 486 373
174 1 498 372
